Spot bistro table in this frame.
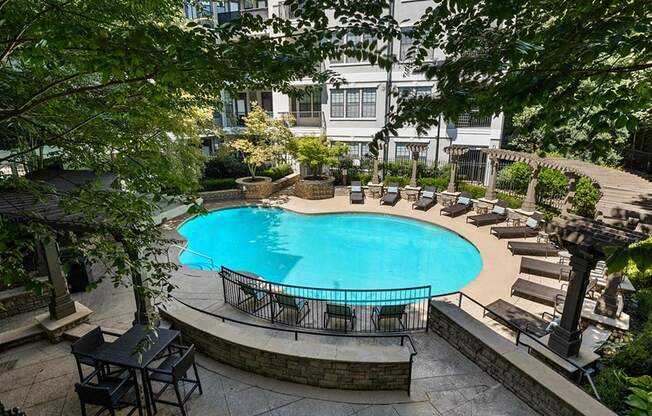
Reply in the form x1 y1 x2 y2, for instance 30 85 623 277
89 325 180 416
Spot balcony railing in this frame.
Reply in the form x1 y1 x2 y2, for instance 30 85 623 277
280 111 324 128
217 8 269 24
455 113 492 128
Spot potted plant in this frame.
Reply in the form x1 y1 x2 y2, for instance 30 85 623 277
288 136 347 199
231 104 293 198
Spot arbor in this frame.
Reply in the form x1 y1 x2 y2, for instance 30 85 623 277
0 0 397 304
374 0 652 159
288 136 348 178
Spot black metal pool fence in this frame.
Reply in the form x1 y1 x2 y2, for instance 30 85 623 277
221 266 432 333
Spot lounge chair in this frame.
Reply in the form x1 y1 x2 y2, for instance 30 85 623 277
349 181 365 204
380 183 400 206
324 303 356 331
237 281 268 312
484 299 553 338
507 241 560 257
372 304 407 330
412 186 437 211
273 293 310 324
511 277 598 307
519 257 570 281
490 213 544 239
439 192 473 218
466 200 509 227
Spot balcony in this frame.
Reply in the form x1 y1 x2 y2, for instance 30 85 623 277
217 8 268 24
455 113 492 128
281 111 324 128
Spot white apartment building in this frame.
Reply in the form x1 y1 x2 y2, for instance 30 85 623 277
185 1 504 169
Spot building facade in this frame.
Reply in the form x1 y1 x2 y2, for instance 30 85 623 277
186 1 503 171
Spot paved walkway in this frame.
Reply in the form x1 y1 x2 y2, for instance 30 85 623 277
0 194 560 415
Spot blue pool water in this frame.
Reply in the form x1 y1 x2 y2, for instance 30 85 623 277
177 207 482 294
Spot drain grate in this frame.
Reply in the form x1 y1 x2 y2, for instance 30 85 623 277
0 359 17 374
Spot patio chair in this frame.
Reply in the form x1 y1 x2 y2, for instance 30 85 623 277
324 303 356 331
273 293 310 324
484 299 553 338
507 241 560 257
75 367 143 416
380 183 400 206
371 304 407 330
412 186 437 211
510 277 598 307
490 213 544 239
71 326 123 381
439 192 473 218
349 181 365 204
466 200 509 227
146 344 203 416
236 281 269 312
519 257 571 281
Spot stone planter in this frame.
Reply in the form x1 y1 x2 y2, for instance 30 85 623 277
236 176 273 199
294 177 335 200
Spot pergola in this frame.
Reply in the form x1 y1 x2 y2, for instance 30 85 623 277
443 145 471 193
405 143 429 188
0 170 153 327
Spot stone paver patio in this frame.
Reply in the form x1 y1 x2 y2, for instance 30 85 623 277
0 193 562 415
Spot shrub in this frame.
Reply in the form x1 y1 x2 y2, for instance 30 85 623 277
204 149 248 179
496 162 531 194
261 164 293 181
636 289 652 322
593 367 629 414
535 205 561 221
199 178 237 191
417 177 449 191
496 192 523 209
349 171 372 185
573 177 600 218
288 136 347 178
383 175 409 187
537 167 568 200
609 321 652 377
459 183 486 199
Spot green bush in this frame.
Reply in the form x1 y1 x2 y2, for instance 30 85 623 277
535 205 561 221
537 167 568 200
593 367 629 414
573 177 600 218
636 289 652 322
459 183 487 199
497 162 531 194
496 192 523 209
199 178 237 191
350 171 372 185
261 163 293 181
383 175 409 187
204 148 248 179
609 321 652 377
417 177 449 190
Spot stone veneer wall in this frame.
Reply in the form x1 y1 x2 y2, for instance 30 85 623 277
198 188 243 202
0 282 49 319
161 307 411 392
428 300 617 416
294 177 335 200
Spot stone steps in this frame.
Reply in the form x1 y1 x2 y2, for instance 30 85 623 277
0 323 45 352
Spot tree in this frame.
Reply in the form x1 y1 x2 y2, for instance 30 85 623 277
373 0 652 160
230 104 294 180
0 0 398 306
288 136 348 178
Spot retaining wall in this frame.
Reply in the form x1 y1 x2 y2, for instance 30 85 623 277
0 281 49 319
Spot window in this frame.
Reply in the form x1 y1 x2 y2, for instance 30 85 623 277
292 88 322 118
330 90 345 118
331 33 372 64
361 142 370 158
398 86 432 98
261 91 273 114
399 27 434 62
330 89 376 119
345 142 361 158
395 143 426 161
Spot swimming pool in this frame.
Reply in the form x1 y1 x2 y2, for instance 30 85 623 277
177 207 482 294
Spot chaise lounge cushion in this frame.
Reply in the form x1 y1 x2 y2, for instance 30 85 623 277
458 196 471 205
422 190 435 199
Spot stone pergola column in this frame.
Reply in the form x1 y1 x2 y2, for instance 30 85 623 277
371 141 384 185
562 173 579 215
484 156 499 200
444 146 470 193
521 164 541 212
548 243 595 357
595 272 622 318
42 240 77 320
406 143 429 188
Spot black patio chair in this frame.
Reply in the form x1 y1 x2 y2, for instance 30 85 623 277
75 367 143 416
71 326 123 381
350 181 365 204
372 304 408 330
273 293 310 324
146 344 203 416
324 303 356 331
237 281 269 312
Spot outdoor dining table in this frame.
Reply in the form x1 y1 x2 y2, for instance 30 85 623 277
88 325 181 416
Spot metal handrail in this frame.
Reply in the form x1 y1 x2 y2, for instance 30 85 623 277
430 291 601 401
168 295 418 395
169 244 215 270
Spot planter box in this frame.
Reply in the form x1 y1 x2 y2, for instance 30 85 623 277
236 176 273 199
295 177 335 200
0 278 49 319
